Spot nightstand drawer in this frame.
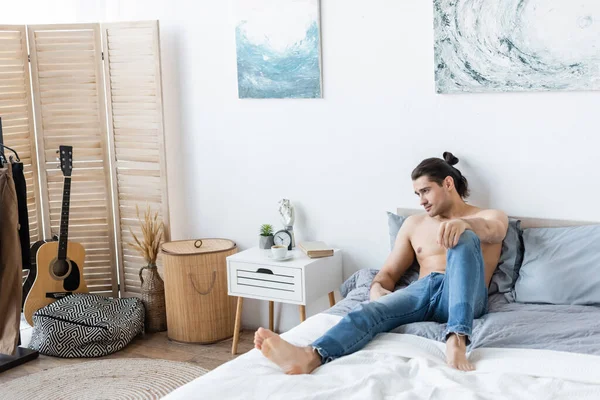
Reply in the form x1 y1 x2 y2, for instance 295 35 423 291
229 261 303 302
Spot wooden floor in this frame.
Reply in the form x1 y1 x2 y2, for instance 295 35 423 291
0 329 256 385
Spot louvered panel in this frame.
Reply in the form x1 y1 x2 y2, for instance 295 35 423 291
0 26 43 249
28 24 118 297
102 21 170 297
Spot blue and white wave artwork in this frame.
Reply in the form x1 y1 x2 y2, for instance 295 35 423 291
235 4 322 99
434 0 600 93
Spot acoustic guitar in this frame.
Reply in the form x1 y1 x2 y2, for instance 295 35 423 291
24 145 88 326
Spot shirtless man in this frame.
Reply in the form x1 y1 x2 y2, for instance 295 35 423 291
254 152 508 373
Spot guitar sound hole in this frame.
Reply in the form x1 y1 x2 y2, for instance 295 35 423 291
52 259 70 278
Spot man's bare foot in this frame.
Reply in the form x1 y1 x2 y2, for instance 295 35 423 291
261 335 322 374
446 333 475 371
254 327 277 350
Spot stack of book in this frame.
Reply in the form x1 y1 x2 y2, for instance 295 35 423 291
298 241 334 258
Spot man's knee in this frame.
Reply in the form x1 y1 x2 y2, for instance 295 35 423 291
445 231 482 271
446 231 480 259
454 230 480 248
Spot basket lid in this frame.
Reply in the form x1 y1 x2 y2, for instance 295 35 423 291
161 238 236 255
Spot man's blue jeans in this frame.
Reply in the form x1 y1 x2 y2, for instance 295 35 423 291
312 230 488 364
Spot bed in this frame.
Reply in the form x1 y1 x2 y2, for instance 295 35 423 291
165 210 600 399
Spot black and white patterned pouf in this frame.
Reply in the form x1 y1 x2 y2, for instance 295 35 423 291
28 293 145 358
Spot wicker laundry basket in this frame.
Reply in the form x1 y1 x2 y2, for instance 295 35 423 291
161 238 237 344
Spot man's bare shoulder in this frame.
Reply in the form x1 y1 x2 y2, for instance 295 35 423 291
403 213 428 231
472 208 508 222
405 213 428 223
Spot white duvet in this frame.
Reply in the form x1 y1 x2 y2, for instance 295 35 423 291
165 314 600 400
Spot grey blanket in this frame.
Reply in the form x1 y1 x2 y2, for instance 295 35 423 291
326 269 600 356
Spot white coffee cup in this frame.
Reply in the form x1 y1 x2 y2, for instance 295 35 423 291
271 245 288 260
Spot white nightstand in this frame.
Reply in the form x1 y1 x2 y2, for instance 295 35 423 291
226 247 342 354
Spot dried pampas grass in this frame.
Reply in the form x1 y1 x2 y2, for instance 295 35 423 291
129 204 164 265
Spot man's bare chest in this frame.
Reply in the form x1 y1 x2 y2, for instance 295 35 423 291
410 222 445 258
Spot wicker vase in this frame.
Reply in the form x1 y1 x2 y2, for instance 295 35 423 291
139 264 167 333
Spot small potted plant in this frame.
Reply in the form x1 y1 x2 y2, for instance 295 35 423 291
259 224 274 249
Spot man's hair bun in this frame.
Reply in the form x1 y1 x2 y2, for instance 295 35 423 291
443 151 459 166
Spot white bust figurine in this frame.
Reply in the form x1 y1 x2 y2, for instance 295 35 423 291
278 199 296 247
278 199 295 227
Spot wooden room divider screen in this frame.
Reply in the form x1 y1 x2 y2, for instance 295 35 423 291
101 21 170 297
0 21 169 298
0 25 43 247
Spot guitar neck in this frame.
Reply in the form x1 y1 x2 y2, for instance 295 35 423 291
58 176 71 261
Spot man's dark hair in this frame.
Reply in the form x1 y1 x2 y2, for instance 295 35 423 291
411 151 470 199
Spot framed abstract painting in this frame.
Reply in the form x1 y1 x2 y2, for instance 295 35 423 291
434 0 600 94
235 0 322 99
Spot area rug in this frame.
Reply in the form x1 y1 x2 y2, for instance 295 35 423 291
0 358 208 399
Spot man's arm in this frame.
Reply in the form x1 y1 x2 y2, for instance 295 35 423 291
461 209 508 244
371 216 416 292
438 209 509 248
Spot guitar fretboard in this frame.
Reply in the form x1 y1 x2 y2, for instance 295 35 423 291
58 177 71 261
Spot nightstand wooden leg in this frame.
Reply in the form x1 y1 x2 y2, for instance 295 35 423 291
232 297 244 355
328 291 335 307
269 301 274 331
299 305 306 322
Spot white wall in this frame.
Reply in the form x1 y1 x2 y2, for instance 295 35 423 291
4 0 599 333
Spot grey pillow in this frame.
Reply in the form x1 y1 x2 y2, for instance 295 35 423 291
488 218 524 296
387 211 407 250
387 212 420 286
513 225 600 305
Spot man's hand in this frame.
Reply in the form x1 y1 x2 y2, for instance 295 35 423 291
437 219 469 249
370 282 392 302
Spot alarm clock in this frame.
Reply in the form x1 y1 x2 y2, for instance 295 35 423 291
273 229 293 250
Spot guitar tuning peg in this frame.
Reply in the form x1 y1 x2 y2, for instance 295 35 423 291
56 150 59 154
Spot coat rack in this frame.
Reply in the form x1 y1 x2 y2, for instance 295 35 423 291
0 116 39 372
